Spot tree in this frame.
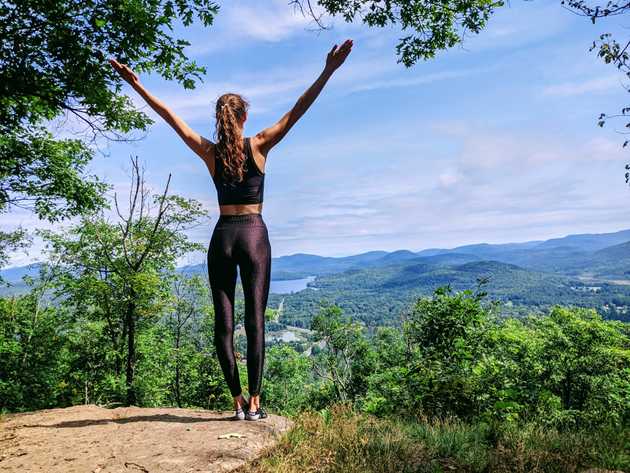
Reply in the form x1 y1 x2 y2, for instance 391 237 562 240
0 265 69 411
402 285 493 418
2 0 218 136
264 344 312 415
532 305 630 427
39 156 209 405
0 0 219 264
163 273 213 408
291 0 504 67
311 303 371 402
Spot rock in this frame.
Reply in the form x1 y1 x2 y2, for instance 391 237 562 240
580 470 626 473
0 404 293 472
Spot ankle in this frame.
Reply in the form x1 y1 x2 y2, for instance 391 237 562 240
233 394 247 409
248 396 260 411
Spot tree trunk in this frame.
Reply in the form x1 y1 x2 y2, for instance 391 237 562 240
175 327 182 408
118 320 127 377
125 300 137 406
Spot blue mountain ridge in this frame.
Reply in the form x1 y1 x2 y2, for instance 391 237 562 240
3 228 630 284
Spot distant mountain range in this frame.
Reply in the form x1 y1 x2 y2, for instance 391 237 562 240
3 228 630 284
3 229 630 325
258 228 630 328
266 228 630 280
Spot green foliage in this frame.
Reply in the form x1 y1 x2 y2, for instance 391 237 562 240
1 0 218 133
402 285 494 418
521 307 629 427
465 306 630 427
0 128 110 221
311 303 373 402
404 285 491 357
357 286 630 429
300 0 504 67
355 325 409 416
263 344 313 415
0 228 31 285
61 318 121 405
160 273 225 408
0 283 69 411
35 158 209 405
134 323 176 406
0 0 218 247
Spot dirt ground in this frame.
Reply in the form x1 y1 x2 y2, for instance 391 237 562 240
0 404 294 473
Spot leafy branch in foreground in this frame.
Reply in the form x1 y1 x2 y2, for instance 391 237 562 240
290 0 504 67
0 1 220 261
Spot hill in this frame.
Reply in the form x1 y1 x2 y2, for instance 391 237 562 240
4 228 630 283
4 228 630 323
267 257 630 330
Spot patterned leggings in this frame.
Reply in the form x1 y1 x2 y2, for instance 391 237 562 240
207 213 271 397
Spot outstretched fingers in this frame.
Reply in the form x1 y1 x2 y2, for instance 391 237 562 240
333 39 353 61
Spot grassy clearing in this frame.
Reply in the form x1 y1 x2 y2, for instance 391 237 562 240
237 403 630 473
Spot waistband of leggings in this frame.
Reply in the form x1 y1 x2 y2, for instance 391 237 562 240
217 213 264 224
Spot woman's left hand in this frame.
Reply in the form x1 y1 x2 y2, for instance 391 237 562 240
324 39 353 73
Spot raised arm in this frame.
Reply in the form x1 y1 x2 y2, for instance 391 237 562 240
109 58 212 162
254 39 353 156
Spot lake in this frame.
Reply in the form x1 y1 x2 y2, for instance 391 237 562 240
270 275 317 294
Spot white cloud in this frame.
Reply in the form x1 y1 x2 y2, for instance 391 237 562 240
186 0 327 56
452 1 573 53
439 171 462 188
256 117 630 256
542 76 624 97
4 118 629 264
133 53 452 124
347 67 486 93
223 0 313 42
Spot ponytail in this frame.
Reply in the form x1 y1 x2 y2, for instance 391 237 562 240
214 93 250 185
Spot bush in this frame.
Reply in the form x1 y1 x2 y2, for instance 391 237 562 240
357 286 630 429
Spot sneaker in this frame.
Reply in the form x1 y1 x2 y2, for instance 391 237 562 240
232 396 250 421
245 407 268 421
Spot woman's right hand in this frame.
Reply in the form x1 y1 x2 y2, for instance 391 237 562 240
109 58 140 86
324 39 353 73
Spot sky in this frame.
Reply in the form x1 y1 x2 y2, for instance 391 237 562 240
4 0 630 268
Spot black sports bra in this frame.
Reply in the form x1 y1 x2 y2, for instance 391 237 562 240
212 137 265 205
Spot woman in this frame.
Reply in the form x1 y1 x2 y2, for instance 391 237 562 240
110 38 353 421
